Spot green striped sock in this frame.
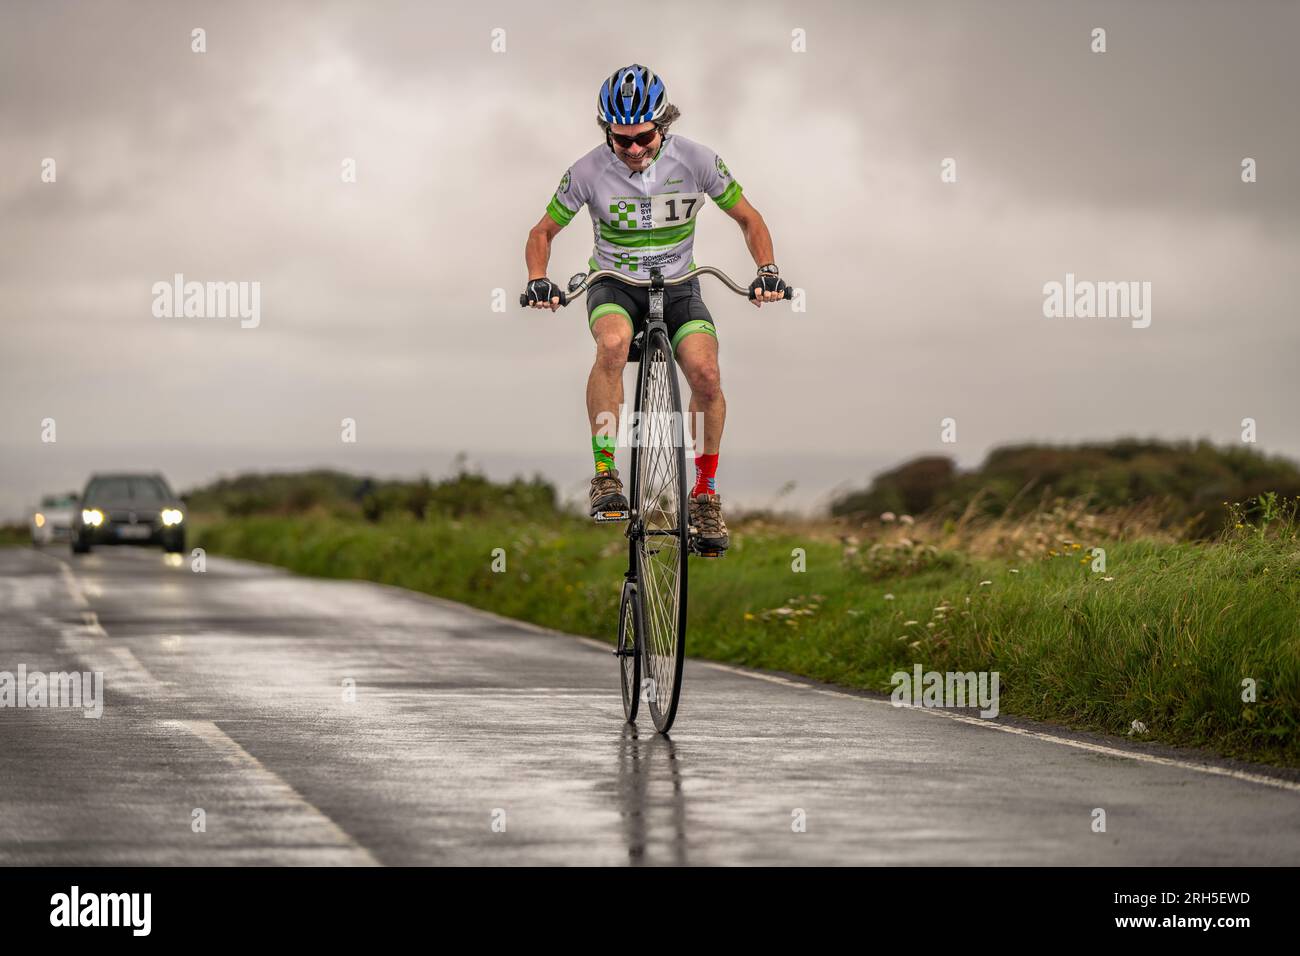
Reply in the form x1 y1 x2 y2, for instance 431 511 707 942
592 433 616 473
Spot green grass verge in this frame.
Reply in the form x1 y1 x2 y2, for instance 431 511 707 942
193 513 1300 766
0 526 32 547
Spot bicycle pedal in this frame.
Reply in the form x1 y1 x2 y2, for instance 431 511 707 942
689 542 727 558
593 510 630 523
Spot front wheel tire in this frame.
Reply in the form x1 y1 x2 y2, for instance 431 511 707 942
632 327 688 735
617 584 642 724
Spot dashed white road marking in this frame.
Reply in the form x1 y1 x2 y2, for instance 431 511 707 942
38 548 382 864
59 564 88 608
160 720 380 866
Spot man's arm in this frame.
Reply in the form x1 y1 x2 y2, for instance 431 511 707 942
525 213 565 309
723 195 775 270
722 195 784 306
526 213 563 281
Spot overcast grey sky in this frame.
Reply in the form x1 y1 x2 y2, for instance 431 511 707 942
2 0 1298 518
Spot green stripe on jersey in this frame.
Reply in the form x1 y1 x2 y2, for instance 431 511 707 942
597 218 696 248
712 181 743 210
547 195 576 227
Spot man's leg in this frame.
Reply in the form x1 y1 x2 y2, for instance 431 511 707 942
586 308 634 519
676 329 730 551
587 310 634 458
675 331 725 491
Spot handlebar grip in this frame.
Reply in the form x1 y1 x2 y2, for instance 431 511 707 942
748 282 795 301
520 292 570 307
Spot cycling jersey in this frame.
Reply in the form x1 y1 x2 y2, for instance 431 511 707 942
545 134 743 281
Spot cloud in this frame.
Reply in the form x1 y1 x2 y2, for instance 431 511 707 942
1 0 1296 519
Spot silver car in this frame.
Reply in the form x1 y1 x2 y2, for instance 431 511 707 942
30 493 78 545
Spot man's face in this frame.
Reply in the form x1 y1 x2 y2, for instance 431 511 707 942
609 121 661 172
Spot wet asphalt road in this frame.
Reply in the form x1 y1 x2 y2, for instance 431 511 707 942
0 545 1297 866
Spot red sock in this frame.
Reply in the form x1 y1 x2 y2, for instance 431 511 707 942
691 453 719 498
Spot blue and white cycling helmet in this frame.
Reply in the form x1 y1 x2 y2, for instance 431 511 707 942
597 64 668 125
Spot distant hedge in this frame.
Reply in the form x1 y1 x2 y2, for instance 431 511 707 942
830 440 1300 537
182 465 561 523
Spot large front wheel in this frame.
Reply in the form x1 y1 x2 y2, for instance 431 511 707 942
632 328 688 734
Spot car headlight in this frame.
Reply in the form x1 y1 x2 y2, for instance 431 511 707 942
34 513 46 528
161 508 184 527
81 509 104 527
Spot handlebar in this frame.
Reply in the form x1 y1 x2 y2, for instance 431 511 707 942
519 265 792 307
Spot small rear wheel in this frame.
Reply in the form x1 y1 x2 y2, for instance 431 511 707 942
617 584 642 724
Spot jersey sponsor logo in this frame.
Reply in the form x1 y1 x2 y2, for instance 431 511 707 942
609 200 642 228
715 156 730 178
596 249 686 276
608 198 655 230
603 250 680 273
640 251 681 268
559 170 571 193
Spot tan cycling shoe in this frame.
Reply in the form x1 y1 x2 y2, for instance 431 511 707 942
589 469 630 522
688 492 729 555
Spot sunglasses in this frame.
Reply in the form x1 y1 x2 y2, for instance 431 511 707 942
609 126 661 149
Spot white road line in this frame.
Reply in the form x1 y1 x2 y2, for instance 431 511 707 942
160 720 380 866
41 549 382 864
60 564 88 608
698 660 1300 793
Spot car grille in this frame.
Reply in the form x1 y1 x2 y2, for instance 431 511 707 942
107 510 158 529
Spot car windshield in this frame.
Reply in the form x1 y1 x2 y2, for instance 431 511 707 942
41 495 75 508
85 477 171 503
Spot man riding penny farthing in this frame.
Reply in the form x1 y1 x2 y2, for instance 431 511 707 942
521 64 793 733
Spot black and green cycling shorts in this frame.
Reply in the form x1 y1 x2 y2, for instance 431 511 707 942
585 274 717 354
